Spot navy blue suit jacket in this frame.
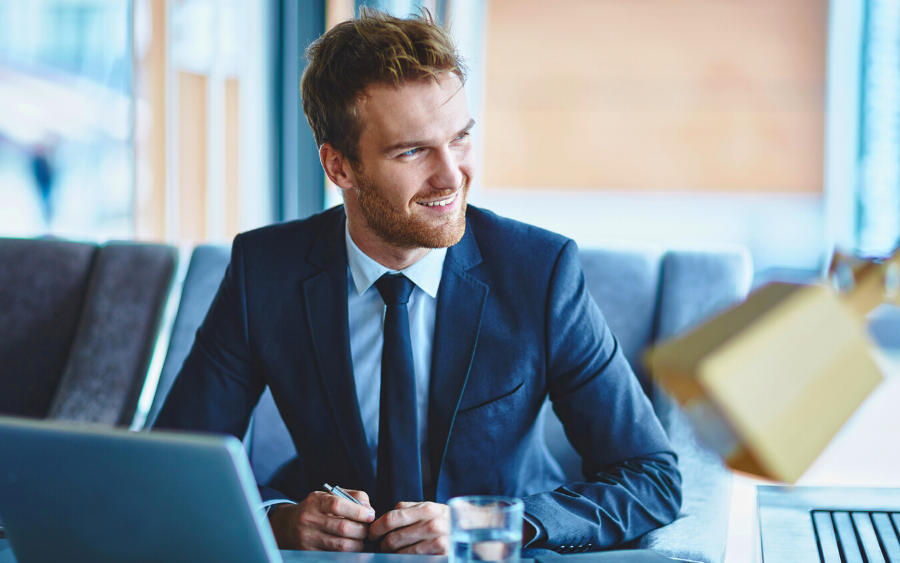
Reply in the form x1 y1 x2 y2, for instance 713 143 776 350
156 205 681 551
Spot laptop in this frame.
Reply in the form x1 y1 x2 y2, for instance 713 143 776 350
758 485 900 563
0 416 283 563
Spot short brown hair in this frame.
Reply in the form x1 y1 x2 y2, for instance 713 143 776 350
301 8 466 163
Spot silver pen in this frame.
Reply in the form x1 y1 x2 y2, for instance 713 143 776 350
323 483 364 506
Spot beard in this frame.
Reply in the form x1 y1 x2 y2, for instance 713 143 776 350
353 168 468 249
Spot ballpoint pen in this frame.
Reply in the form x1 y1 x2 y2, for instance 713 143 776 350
323 483 364 506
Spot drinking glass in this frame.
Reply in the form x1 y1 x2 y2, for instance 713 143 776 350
449 496 523 563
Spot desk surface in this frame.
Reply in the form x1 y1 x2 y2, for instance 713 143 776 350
0 541 452 563
0 541 659 563
0 541 669 562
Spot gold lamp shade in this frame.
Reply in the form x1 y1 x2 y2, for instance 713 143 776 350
650 251 899 483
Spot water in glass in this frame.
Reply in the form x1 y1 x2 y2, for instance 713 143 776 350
451 527 521 563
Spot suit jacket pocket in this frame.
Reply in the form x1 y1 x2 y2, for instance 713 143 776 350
456 380 524 415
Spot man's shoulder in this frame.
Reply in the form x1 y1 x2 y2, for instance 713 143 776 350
466 205 573 258
232 206 345 271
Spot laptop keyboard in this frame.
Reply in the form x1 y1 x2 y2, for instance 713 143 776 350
812 510 900 563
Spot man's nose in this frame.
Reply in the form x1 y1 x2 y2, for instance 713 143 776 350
431 146 464 190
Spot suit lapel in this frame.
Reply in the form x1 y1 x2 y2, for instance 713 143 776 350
302 210 376 491
428 224 488 497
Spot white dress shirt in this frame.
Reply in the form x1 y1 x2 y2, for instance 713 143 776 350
345 225 446 493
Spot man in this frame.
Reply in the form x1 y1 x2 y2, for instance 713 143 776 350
156 9 681 555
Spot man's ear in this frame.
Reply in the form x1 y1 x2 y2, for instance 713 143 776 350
320 143 356 189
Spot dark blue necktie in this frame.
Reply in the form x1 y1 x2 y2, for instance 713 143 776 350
373 274 423 514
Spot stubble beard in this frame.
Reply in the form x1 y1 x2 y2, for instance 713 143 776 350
353 169 468 250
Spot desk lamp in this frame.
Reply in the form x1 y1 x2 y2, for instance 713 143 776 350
649 249 899 483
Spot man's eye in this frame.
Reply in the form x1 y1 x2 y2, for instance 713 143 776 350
401 148 422 157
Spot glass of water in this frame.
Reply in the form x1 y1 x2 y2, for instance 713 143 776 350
449 496 523 563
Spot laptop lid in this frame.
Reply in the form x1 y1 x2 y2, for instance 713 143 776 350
0 416 282 563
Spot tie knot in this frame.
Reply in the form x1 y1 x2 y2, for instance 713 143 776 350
374 274 415 305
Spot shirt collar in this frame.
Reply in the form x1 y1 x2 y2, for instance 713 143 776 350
345 224 446 299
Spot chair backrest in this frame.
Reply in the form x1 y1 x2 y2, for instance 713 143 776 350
0 238 176 426
0 239 96 419
655 249 754 341
147 244 231 429
577 248 664 392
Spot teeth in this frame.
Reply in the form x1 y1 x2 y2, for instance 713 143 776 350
421 193 456 207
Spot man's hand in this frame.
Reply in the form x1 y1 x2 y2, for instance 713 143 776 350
369 501 450 554
268 490 375 551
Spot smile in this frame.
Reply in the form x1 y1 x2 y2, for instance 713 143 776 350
417 192 458 208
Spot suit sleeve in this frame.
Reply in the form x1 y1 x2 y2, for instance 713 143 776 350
154 234 267 449
521 240 682 550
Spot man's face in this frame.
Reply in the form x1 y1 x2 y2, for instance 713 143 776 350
346 72 475 250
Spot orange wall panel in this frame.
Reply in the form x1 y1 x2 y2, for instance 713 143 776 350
482 0 827 193
177 71 208 241
134 0 168 241
225 78 240 240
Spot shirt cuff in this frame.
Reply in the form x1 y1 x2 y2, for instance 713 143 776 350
255 499 297 525
523 512 546 547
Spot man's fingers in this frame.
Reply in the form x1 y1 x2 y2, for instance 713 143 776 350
318 534 365 553
380 516 450 554
370 501 437 538
297 527 364 553
294 509 365 551
370 505 415 539
397 536 451 555
317 492 376 522
321 515 369 540
271 494 372 552
370 502 450 553
345 489 372 508
380 525 417 552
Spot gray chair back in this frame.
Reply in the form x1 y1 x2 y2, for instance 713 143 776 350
0 238 176 426
147 245 230 428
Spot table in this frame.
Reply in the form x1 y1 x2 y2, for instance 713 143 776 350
0 541 661 562
0 542 451 563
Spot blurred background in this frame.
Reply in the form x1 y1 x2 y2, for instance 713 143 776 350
0 0 895 284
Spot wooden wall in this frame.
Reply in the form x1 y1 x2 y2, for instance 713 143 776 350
482 0 828 193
